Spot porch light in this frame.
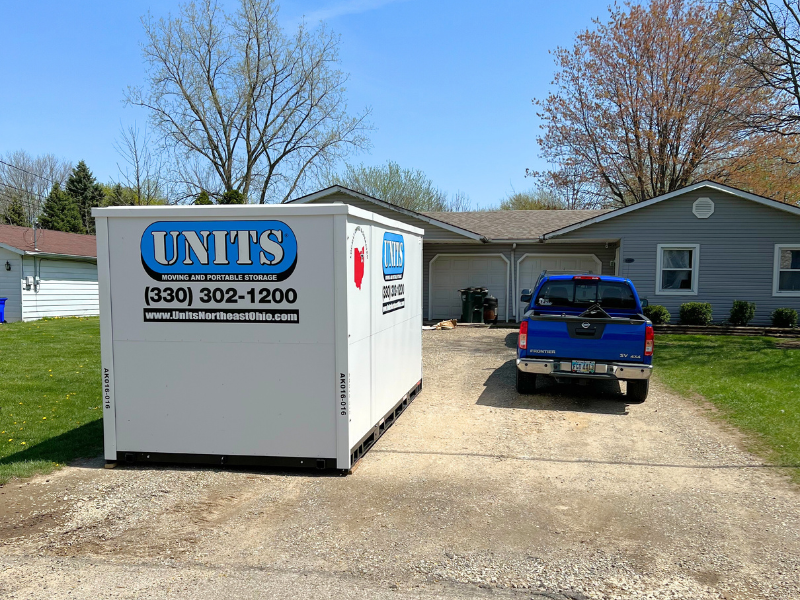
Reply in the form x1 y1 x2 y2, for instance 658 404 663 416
4 261 9 271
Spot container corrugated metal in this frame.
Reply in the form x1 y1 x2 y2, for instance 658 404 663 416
93 203 423 471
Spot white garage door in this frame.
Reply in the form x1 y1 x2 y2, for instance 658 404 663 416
516 254 602 319
430 255 508 321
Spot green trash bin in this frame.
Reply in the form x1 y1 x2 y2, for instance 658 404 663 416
458 287 476 323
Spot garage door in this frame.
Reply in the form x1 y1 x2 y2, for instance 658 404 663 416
516 254 602 319
430 255 508 321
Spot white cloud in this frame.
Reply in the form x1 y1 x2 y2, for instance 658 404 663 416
302 0 407 23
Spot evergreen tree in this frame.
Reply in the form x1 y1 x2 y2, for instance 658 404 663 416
66 161 104 234
194 190 213 205
218 189 245 204
39 184 84 234
3 197 29 226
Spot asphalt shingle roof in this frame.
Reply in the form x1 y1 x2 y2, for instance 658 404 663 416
0 224 97 258
422 209 610 240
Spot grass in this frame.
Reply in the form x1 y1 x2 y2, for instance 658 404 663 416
0 317 102 485
655 334 800 479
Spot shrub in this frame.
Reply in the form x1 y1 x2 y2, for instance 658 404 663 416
643 304 671 325
679 302 713 326
771 308 798 328
729 300 756 326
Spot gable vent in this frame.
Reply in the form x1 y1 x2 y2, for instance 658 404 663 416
693 197 714 219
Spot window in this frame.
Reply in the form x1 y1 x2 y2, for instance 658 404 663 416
773 245 800 296
656 244 699 295
535 280 637 310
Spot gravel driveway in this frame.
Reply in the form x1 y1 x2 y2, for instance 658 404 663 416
1 328 798 599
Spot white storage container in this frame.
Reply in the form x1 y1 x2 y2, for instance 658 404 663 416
93 204 423 470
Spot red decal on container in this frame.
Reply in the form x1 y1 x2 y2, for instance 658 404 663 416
354 247 365 289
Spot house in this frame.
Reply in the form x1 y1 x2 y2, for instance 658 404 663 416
290 181 800 325
0 224 98 322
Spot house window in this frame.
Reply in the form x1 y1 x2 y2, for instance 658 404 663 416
656 244 699 295
774 245 800 296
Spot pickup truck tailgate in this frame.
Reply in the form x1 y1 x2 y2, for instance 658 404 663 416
524 316 648 363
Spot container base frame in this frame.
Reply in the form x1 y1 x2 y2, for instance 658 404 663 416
349 378 423 469
109 378 423 474
111 453 336 471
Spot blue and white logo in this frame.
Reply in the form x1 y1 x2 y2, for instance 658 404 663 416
382 232 404 281
141 220 298 282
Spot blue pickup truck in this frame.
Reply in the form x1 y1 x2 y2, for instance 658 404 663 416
516 273 653 402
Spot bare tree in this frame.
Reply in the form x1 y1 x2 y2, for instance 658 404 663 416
0 151 72 224
727 0 800 135
126 0 372 204
114 123 170 204
534 0 770 207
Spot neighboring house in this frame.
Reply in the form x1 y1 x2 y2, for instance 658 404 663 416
291 181 800 325
0 224 98 322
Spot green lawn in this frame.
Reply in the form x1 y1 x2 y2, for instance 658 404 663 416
655 335 800 479
0 317 102 484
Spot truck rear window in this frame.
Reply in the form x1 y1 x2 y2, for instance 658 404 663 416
535 281 637 310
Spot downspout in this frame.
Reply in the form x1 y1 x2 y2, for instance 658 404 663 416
511 243 516 322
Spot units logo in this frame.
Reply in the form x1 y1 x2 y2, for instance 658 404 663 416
382 232 404 281
141 220 298 282
349 226 368 290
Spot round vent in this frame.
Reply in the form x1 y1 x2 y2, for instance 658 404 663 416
692 197 714 219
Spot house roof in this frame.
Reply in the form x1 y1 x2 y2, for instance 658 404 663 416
0 224 97 259
289 186 610 242
422 209 610 240
288 186 488 241
543 180 800 240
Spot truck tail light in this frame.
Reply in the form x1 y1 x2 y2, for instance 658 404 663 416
645 324 654 356
573 275 600 280
519 321 528 350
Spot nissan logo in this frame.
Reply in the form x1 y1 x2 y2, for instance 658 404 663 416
581 322 591 329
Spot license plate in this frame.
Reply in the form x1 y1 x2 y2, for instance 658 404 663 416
571 360 596 374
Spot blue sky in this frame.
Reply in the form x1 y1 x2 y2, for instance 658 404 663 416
0 0 610 209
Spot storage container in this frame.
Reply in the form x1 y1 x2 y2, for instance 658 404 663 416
93 204 423 471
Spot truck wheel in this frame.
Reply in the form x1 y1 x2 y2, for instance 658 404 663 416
626 379 649 403
516 369 537 394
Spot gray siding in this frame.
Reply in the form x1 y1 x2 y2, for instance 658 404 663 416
558 190 800 325
423 242 616 321
302 192 476 241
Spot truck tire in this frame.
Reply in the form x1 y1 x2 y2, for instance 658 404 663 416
516 369 537 394
626 379 649 403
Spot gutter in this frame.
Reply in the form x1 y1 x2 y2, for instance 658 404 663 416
24 251 97 262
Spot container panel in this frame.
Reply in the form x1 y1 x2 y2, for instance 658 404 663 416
114 340 337 457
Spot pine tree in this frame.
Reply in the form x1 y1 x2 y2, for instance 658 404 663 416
66 161 104 234
3 197 29 227
39 184 85 234
194 190 213 205
219 190 245 204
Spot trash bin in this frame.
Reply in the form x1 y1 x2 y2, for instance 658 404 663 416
471 287 488 323
0 298 6 323
483 295 498 324
458 287 476 323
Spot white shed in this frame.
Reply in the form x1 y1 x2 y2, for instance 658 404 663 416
0 224 98 322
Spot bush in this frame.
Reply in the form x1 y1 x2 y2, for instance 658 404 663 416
679 302 713 326
729 300 756 326
771 308 798 328
643 304 671 325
